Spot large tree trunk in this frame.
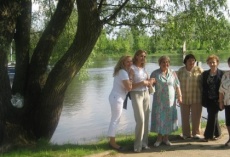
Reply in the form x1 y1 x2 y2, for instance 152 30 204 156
0 0 102 150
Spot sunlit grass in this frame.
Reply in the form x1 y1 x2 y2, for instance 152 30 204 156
0 120 226 157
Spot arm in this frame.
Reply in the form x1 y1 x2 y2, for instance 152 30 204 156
173 71 182 104
123 79 132 91
176 86 182 105
219 92 225 110
218 73 226 110
131 80 149 89
131 69 151 89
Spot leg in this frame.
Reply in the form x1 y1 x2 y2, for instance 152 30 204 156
204 106 216 139
107 94 123 148
225 106 230 145
130 91 145 152
163 134 171 145
204 102 220 139
180 104 191 137
142 90 150 147
154 134 163 147
191 103 202 137
214 111 221 138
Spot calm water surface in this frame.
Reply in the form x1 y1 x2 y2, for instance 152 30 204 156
51 54 229 144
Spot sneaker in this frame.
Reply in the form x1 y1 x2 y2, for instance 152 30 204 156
134 149 141 153
154 140 162 147
163 140 172 146
142 146 150 150
193 134 202 139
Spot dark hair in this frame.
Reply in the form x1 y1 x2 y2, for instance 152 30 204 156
228 57 230 63
183 54 196 64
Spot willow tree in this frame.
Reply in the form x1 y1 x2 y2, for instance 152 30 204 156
0 0 227 150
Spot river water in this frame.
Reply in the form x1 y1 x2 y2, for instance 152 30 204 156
50 54 229 145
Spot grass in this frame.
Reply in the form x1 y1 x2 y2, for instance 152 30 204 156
0 121 226 157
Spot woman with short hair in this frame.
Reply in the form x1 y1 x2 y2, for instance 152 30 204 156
177 54 203 139
201 54 224 142
150 56 182 147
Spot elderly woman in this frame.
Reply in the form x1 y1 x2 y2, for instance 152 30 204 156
177 54 203 139
219 57 230 146
108 55 133 151
150 56 182 147
201 54 224 142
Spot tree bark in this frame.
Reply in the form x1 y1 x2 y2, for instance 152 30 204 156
1 0 103 147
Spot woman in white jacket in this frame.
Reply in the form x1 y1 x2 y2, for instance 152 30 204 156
219 57 230 146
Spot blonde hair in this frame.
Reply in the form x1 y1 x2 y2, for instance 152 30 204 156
158 55 170 66
132 50 147 67
113 55 132 77
206 54 219 63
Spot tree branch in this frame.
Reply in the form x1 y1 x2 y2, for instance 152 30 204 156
102 0 130 24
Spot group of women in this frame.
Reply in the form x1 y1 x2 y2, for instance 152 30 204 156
107 49 230 152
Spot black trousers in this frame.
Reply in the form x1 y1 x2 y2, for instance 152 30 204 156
204 99 221 139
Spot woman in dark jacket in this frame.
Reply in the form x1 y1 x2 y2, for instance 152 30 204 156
201 54 224 142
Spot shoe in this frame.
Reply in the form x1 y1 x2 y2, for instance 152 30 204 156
142 146 150 150
182 135 191 139
199 138 209 142
134 149 141 153
193 134 202 139
213 136 221 140
163 140 172 146
154 140 162 147
225 139 230 146
109 143 125 152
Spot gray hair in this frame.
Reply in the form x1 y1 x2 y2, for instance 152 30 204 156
158 56 170 65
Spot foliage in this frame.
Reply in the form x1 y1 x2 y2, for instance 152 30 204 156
0 0 229 151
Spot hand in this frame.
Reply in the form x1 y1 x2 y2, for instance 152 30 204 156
129 69 134 80
143 80 150 86
149 78 156 85
219 101 225 111
177 97 182 105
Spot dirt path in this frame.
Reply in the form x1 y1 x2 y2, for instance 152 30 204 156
90 126 230 157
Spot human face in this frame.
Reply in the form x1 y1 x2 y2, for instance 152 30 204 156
207 59 218 70
136 52 146 64
124 57 133 69
160 59 170 71
185 58 196 70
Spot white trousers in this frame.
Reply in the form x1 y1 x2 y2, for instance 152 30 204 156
107 93 124 137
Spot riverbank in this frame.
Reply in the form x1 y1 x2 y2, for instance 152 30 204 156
88 125 230 157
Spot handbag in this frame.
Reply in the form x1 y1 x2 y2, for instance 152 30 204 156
149 85 155 94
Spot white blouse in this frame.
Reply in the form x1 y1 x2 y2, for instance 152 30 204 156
131 65 148 92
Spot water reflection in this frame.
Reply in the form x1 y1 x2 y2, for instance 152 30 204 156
51 54 228 144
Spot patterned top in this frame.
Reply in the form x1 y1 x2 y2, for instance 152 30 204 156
177 66 203 105
150 68 180 134
219 71 230 106
201 68 224 107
